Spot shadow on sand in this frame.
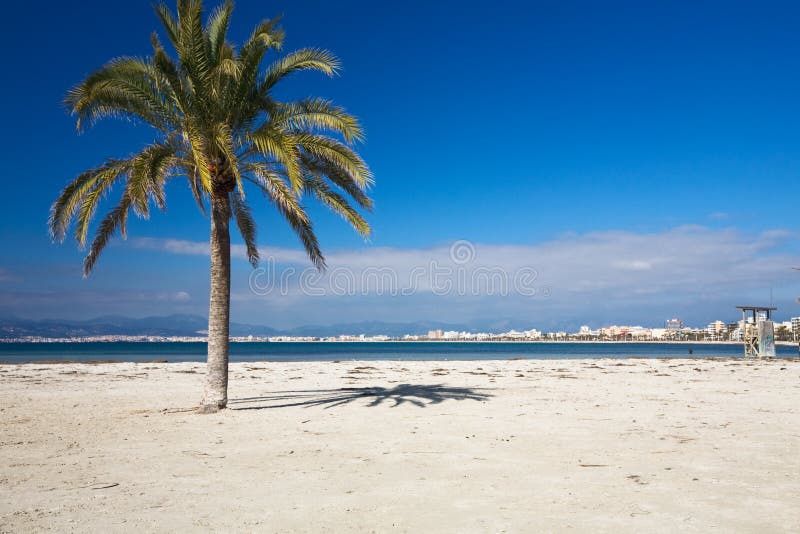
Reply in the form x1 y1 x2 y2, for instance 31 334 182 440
229 383 493 410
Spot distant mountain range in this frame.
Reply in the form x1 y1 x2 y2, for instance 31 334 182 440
0 314 481 339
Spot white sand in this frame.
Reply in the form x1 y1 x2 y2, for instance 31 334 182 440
1 358 798 533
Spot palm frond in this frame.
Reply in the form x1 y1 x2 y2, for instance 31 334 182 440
216 57 241 80
303 175 370 237
65 57 180 131
49 159 130 243
154 3 181 52
176 0 213 99
183 118 213 191
248 128 303 192
261 48 339 93
151 33 191 113
83 194 132 276
242 18 284 56
127 143 177 217
300 154 373 210
242 163 296 215
206 0 233 64
187 170 207 215
295 133 372 188
230 192 259 267
229 18 284 121
244 165 324 269
273 98 364 144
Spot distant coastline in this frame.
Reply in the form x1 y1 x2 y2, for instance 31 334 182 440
1 337 796 346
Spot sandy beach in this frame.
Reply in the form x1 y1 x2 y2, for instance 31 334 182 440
1 358 798 532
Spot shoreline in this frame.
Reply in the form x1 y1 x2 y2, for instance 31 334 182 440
2 338 797 345
2 354 799 365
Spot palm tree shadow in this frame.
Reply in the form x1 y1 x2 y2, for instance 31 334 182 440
229 383 493 410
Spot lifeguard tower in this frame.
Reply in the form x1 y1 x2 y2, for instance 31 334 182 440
736 306 776 359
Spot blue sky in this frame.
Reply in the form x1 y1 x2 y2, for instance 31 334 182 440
2 0 800 330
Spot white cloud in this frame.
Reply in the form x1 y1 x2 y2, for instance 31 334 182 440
155 291 191 302
11 221 800 329
132 237 311 264
133 226 800 303
613 260 653 271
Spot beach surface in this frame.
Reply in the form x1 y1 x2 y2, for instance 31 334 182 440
1 358 798 532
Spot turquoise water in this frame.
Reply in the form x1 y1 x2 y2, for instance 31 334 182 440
0 341 797 363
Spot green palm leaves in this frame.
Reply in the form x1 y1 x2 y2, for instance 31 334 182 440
50 0 372 275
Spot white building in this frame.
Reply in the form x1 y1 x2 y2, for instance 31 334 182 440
706 320 725 339
792 317 800 339
650 328 667 340
503 330 526 339
525 328 542 339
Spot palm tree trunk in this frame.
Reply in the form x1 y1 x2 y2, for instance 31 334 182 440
200 191 231 413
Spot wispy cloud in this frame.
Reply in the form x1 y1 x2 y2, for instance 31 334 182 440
119 226 800 330
14 228 795 328
133 226 799 299
14 226 800 328
132 237 311 264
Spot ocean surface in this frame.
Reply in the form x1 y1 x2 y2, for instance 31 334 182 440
0 341 797 363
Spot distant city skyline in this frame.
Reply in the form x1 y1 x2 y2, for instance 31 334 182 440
3 311 800 342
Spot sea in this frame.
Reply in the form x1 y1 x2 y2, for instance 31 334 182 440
0 341 797 364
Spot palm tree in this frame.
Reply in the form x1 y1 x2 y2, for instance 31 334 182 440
49 0 372 413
